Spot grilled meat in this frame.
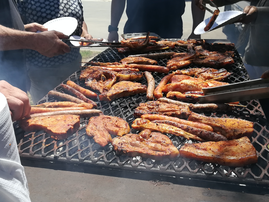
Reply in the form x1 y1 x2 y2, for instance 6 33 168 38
179 136 258 167
132 118 202 141
204 9 220 31
86 115 130 147
166 91 201 103
153 73 175 99
152 120 227 141
99 81 147 101
166 52 195 70
126 64 169 73
19 115 80 140
120 56 158 65
134 101 191 119
112 129 179 159
175 68 232 81
116 70 143 81
141 114 213 132
188 112 254 139
84 69 117 93
88 61 121 66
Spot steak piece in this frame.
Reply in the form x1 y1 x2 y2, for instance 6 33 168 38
179 136 258 167
19 115 80 140
99 81 147 101
86 115 130 147
188 112 254 139
134 101 191 119
120 56 158 65
112 129 179 159
112 129 179 160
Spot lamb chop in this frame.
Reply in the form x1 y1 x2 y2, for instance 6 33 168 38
112 129 179 160
175 68 232 81
188 112 254 139
132 118 202 141
19 115 80 140
134 101 191 119
179 136 258 167
99 81 147 101
86 115 130 147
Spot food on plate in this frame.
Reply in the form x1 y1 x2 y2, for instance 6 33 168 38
134 101 191 119
84 69 117 93
66 80 98 99
188 112 254 139
175 67 231 81
132 118 203 141
60 84 97 107
86 115 130 147
112 129 179 159
120 56 158 65
153 73 175 99
144 71 155 100
48 90 84 104
152 119 227 141
126 64 169 73
116 70 144 81
141 114 213 132
204 9 220 31
19 115 80 140
179 136 258 167
99 81 147 101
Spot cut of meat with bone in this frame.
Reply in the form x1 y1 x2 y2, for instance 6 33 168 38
99 81 147 101
179 136 258 167
132 118 203 141
19 115 80 140
112 129 179 160
86 115 130 147
134 101 191 119
188 112 254 139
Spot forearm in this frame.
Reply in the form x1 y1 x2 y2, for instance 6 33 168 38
110 0 126 27
0 24 36 51
81 21 89 37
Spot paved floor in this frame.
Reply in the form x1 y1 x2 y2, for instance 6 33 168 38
22 1 269 202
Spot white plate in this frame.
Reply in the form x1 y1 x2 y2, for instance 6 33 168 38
194 11 245 35
43 17 78 36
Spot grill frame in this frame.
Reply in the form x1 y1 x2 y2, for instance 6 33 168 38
15 40 269 191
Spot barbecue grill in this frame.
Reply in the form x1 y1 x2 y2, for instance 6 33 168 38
14 40 269 194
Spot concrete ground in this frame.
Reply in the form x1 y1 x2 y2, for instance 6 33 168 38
22 1 269 202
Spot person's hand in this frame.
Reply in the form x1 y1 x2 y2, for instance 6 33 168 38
237 6 258 24
0 80 31 121
82 33 93 40
108 31 119 42
24 22 48 32
261 70 269 79
33 30 70 57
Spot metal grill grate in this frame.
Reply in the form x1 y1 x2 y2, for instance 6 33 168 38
15 42 269 187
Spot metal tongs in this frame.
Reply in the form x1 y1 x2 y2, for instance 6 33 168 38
201 0 220 14
64 38 122 48
199 78 269 103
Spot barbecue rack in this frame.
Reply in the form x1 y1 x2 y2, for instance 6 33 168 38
14 39 269 194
